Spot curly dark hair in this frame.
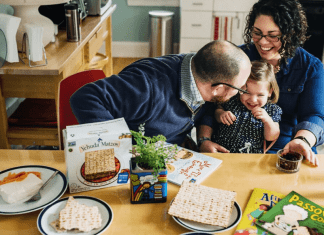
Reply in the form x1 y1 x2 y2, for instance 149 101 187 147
243 0 310 64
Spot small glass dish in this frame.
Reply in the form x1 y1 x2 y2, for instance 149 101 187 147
276 149 303 173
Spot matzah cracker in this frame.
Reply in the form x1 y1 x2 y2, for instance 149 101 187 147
85 149 115 180
168 181 236 227
50 219 66 233
58 196 102 232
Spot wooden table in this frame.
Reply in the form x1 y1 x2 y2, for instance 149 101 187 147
0 150 323 234
0 5 116 149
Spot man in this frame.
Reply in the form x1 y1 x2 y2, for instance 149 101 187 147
70 40 251 146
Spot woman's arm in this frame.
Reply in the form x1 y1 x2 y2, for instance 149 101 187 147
283 129 318 166
295 59 324 146
282 58 324 167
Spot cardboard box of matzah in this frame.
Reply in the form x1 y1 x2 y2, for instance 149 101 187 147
63 118 132 193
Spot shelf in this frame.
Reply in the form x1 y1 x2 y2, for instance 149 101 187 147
7 126 59 146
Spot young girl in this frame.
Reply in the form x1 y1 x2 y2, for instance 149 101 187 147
213 60 282 153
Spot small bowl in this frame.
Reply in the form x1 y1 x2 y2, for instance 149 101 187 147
276 149 303 173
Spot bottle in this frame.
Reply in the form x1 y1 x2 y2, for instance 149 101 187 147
64 3 81 42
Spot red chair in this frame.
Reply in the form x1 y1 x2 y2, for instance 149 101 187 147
58 69 106 148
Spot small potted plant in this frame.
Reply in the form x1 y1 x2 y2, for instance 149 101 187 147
129 130 177 204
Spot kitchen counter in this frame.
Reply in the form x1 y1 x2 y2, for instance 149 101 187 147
0 5 116 149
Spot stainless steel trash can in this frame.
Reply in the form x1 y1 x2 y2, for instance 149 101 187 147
149 10 174 57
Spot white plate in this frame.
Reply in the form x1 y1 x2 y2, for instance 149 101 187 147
172 201 242 233
37 196 113 235
181 232 215 235
0 165 67 215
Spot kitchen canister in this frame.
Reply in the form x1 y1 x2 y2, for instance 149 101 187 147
64 3 81 42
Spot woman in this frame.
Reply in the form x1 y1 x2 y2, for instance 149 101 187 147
198 0 324 166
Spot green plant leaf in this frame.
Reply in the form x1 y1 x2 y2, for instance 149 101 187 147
130 130 177 178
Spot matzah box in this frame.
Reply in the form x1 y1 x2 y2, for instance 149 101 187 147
63 118 132 193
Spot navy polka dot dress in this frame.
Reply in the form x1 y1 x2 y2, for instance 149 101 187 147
212 95 282 153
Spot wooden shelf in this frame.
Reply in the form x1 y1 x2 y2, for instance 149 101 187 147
7 126 59 146
0 5 116 149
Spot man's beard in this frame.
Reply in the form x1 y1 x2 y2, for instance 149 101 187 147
210 95 230 104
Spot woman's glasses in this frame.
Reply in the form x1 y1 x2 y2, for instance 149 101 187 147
251 30 281 42
211 82 248 95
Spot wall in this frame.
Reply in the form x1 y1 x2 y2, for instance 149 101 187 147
111 0 180 57
0 2 179 57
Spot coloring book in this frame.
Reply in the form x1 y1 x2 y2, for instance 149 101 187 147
166 146 222 186
234 188 285 235
256 191 324 235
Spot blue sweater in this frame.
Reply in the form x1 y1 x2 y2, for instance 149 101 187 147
70 54 206 145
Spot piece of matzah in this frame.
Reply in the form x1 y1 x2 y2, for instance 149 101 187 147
168 181 236 227
85 149 115 180
57 196 102 232
50 219 66 233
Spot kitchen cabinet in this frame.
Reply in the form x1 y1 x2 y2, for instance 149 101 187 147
213 0 257 12
179 0 257 53
180 0 214 53
0 5 116 149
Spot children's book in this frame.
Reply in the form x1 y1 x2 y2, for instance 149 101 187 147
165 146 222 186
256 191 324 235
234 188 285 235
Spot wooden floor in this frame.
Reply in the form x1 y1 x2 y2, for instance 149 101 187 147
112 57 143 74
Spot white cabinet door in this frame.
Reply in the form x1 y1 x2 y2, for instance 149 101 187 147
180 38 212 53
181 0 213 11
213 0 257 12
180 11 213 39
213 12 248 46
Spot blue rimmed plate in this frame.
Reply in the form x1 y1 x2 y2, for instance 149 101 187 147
0 165 67 215
172 201 242 233
37 196 113 235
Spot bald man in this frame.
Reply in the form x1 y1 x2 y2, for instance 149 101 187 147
70 40 251 146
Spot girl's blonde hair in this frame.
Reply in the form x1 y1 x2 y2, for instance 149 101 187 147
249 60 279 103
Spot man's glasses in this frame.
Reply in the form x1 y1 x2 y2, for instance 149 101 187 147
211 82 248 94
251 30 281 42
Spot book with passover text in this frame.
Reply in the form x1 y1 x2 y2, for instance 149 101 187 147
256 191 324 235
234 188 285 235
166 147 222 186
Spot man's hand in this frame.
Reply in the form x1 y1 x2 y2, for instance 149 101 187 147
219 111 236 126
199 140 230 153
282 139 319 167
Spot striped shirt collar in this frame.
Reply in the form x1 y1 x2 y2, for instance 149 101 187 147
180 53 205 112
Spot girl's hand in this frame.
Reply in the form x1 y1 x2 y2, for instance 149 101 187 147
219 111 236 126
282 139 319 167
251 107 270 123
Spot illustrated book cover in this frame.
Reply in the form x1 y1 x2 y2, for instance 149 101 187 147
256 191 324 235
234 188 285 235
166 146 222 186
